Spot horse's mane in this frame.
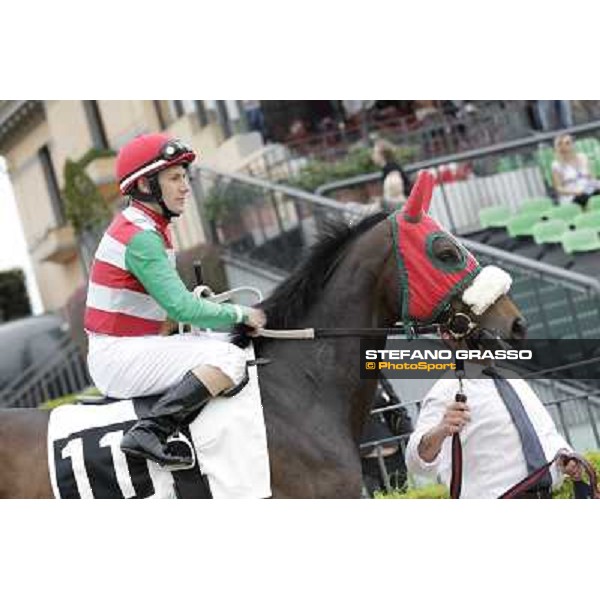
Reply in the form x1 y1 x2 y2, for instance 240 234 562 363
232 211 388 346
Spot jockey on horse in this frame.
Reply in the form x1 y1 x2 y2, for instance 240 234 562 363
84 133 266 469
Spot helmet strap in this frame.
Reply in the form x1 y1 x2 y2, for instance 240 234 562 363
129 173 179 221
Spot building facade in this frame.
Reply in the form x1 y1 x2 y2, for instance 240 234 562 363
0 100 263 312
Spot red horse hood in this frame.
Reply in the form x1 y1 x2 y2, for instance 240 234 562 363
389 171 481 324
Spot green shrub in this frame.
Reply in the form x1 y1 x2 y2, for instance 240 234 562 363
376 451 600 499
285 146 418 193
63 148 115 235
375 484 449 499
203 179 263 224
40 387 100 410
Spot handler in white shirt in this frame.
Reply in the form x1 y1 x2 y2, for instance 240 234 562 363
405 363 580 499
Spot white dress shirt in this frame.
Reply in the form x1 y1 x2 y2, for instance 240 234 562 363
405 365 570 499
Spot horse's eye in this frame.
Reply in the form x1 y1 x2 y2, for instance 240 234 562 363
427 232 468 273
439 249 459 263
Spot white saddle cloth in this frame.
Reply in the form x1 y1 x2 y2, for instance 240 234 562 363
48 346 271 499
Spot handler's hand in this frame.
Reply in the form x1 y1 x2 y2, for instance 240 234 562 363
439 402 471 437
561 457 583 481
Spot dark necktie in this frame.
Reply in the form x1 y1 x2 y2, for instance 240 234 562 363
483 367 553 488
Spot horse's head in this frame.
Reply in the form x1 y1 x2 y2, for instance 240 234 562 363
382 170 526 347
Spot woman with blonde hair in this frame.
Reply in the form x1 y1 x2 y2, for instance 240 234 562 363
551 134 600 207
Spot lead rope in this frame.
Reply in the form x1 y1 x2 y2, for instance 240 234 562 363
449 358 467 499
448 361 599 499
499 450 599 499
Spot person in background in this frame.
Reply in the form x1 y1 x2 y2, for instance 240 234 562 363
372 138 412 211
535 100 573 131
242 100 266 140
552 134 600 207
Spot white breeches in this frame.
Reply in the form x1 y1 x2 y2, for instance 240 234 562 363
87 332 248 399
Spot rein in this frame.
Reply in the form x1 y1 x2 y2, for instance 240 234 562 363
257 325 438 339
499 450 599 499
449 364 599 500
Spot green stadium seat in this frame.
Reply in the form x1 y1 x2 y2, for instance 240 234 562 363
497 155 526 173
573 209 600 233
519 197 554 214
561 228 600 254
507 212 544 237
542 203 582 223
532 219 568 245
575 138 600 177
535 147 555 187
479 205 512 229
588 195 600 212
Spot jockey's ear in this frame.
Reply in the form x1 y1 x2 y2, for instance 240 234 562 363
402 170 435 221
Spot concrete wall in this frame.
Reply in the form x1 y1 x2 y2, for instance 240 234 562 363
3 100 264 312
4 118 84 311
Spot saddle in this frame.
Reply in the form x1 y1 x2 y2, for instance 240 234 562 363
47 350 271 500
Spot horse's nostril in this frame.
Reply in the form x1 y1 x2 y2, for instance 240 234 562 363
512 317 528 338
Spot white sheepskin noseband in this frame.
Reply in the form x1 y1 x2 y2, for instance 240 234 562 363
462 266 512 315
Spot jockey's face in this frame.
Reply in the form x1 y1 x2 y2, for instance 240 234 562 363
157 165 191 216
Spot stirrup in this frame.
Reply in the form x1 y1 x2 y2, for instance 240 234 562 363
164 431 197 472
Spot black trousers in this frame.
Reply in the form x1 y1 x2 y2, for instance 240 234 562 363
572 188 600 208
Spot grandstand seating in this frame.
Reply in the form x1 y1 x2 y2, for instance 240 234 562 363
575 137 600 177
506 210 545 238
588 195 600 211
479 205 512 229
573 209 600 232
561 228 600 254
520 197 554 214
535 147 555 187
542 203 582 223
532 219 568 245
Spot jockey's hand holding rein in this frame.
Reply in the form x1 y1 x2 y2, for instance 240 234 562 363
244 307 267 336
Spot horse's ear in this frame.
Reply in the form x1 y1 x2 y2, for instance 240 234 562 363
402 170 435 220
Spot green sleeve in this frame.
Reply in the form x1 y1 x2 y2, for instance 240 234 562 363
125 230 246 329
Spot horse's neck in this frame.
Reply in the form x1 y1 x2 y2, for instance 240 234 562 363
263 233 394 439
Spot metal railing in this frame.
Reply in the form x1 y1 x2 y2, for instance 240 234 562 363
460 239 600 341
315 120 600 235
282 102 533 163
190 164 368 281
0 334 91 409
235 143 308 182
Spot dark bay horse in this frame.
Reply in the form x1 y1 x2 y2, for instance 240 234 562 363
0 174 527 498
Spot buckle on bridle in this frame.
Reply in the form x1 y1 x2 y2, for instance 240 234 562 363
444 311 478 340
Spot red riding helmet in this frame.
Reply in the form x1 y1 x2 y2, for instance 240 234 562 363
116 133 197 195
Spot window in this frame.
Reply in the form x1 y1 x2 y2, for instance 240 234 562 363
38 145 65 226
172 100 185 118
216 100 232 138
194 101 208 127
152 100 166 129
83 101 109 149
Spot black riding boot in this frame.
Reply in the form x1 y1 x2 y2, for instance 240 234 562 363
120 371 213 468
